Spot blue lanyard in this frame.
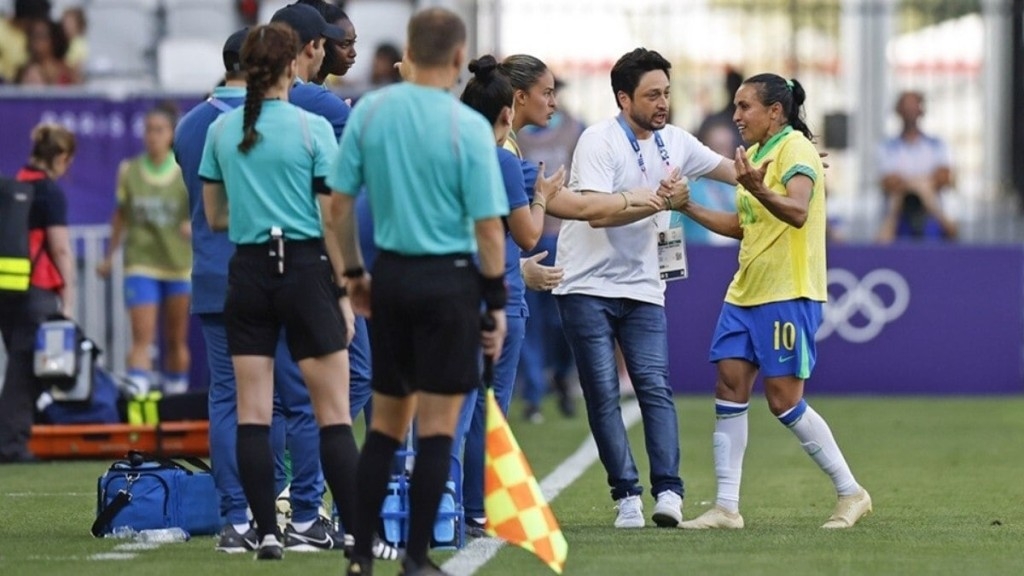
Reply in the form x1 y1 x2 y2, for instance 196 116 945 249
616 114 671 184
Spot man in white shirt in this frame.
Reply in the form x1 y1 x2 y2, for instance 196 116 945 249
554 47 735 529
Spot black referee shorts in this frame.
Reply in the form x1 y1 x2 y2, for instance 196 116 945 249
370 251 481 397
225 240 347 361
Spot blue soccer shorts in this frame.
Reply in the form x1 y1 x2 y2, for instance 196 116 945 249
708 298 823 379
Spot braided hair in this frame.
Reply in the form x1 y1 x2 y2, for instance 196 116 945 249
461 55 515 126
743 73 814 141
238 23 300 154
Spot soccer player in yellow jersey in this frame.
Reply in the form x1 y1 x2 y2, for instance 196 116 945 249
678 73 872 530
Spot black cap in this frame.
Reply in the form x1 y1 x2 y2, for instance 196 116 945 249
271 3 343 45
223 28 249 73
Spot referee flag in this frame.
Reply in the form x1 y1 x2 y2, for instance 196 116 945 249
483 388 568 573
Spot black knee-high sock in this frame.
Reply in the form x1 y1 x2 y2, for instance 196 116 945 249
406 434 453 566
319 424 359 533
353 431 402 559
237 424 277 539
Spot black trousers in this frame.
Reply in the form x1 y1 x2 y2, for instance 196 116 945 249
0 288 60 462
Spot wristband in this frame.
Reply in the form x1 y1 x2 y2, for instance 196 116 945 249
342 266 365 279
618 191 629 210
480 273 508 311
530 200 546 211
332 283 348 299
666 195 674 211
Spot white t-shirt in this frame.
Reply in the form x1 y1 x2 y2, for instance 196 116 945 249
554 117 722 306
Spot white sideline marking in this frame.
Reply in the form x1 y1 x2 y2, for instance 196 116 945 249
442 399 643 576
5 492 92 497
113 542 161 551
89 553 137 560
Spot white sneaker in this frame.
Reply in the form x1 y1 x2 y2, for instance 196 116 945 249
821 488 872 529
651 491 683 527
613 495 645 528
678 506 745 529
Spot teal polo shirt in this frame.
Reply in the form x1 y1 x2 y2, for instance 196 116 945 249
327 83 508 256
199 100 338 245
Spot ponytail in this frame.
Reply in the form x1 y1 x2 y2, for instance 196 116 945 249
29 123 76 169
743 73 814 141
237 24 300 154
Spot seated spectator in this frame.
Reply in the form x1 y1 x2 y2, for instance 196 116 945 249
60 7 87 75
21 19 79 86
876 90 957 242
0 0 51 83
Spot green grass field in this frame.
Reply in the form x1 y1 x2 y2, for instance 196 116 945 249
2 396 1023 576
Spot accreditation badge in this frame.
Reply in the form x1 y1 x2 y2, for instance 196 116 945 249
658 213 687 281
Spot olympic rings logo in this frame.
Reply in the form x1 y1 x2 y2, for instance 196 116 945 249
817 268 910 344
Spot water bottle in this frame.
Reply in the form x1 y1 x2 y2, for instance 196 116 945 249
433 480 456 545
380 481 404 546
136 527 190 543
105 526 137 539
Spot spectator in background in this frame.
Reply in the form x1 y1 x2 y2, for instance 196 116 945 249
59 6 87 76
369 42 402 87
876 90 958 243
677 122 739 246
18 18 78 85
0 0 50 83
97 103 192 395
696 67 744 152
0 123 77 464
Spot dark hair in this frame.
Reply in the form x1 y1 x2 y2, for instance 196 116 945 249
743 73 813 140
407 7 465 68
297 0 350 79
725 67 743 96
610 48 671 109
29 20 70 60
497 54 547 93
15 0 51 20
239 24 300 154
461 55 514 126
146 100 179 127
29 122 76 166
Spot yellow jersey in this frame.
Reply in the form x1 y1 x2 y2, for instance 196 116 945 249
725 126 827 306
502 129 522 158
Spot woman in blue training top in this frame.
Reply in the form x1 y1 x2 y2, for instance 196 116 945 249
198 23 358 560
456 54 662 537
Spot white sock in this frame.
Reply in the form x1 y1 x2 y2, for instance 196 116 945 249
779 399 860 496
232 522 250 535
713 400 748 513
291 519 314 532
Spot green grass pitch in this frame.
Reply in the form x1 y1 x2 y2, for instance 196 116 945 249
1 396 1022 575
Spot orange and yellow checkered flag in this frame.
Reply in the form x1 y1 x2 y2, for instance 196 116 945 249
483 388 568 574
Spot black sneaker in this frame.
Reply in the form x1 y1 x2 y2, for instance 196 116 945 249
464 518 487 539
256 534 284 560
215 524 258 553
283 517 344 552
399 556 450 576
346 555 374 576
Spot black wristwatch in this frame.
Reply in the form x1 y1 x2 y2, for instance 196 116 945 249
342 267 365 279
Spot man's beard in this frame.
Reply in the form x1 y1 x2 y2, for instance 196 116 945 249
630 110 666 132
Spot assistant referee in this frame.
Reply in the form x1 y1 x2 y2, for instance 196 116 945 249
198 23 359 561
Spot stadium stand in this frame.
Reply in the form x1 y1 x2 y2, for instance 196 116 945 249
156 36 223 92
85 0 160 77
163 0 239 41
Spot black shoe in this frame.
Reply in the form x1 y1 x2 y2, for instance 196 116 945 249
215 524 259 553
464 518 487 539
283 516 344 552
255 534 284 560
346 555 374 576
399 556 450 576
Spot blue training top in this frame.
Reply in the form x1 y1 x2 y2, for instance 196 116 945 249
290 77 351 141
174 85 246 314
498 147 528 318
